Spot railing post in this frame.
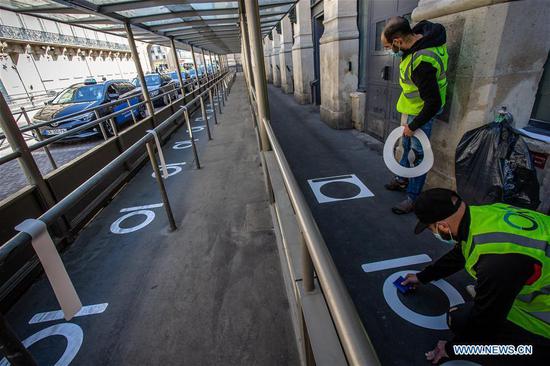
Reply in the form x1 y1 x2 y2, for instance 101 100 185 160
183 108 201 169
169 37 186 96
146 141 177 231
94 110 110 140
127 100 138 124
191 45 201 88
301 232 315 292
199 96 212 141
208 90 218 125
0 92 57 210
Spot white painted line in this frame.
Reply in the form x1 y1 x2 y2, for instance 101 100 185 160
307 174 374 204
120 203 164 212
362 254 432 273
29 303 108 324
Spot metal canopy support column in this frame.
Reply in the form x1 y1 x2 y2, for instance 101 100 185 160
0 93 56 210
125 22 154 118
169 37 185 93
240 15 255 96
242 0 270 151
190 45 201 87
201 48 210 80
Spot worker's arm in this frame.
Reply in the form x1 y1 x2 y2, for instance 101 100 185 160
416 244 465 284
445 253 536 354
408 62 442 131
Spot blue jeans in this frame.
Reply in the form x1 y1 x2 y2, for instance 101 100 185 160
397 115 435 201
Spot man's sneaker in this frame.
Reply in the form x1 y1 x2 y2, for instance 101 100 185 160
384 177 408 192
392 197 414 214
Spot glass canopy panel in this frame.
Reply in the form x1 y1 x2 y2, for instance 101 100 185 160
190 2 238 10
0 0 57 11
259 5 293 15
143 18 194 27
116 8 171 18
261 15 283 23
200 14 239 20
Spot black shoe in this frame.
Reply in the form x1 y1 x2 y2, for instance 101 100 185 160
384 178 408 192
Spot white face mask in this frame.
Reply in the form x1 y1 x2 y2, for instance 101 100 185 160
433 224 457 245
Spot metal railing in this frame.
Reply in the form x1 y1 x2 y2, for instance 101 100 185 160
0 70 235 365
0 74 217 173
260 116 380 365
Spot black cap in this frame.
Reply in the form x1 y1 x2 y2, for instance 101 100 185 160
414 188 462 234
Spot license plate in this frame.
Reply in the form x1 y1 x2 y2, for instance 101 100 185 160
44 128 67 135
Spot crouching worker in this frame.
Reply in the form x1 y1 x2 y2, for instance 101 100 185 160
402 188 550 365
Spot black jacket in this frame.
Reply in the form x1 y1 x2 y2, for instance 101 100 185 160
402 21 446 131
416 207 539 353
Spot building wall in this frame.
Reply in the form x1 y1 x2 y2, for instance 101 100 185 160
0 9 154 104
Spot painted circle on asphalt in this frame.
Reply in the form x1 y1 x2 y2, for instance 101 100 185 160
110 210 155 234
383 127 434 178
319 181 362 199
383 270 465 330
173 141 192 150
0 323 84 366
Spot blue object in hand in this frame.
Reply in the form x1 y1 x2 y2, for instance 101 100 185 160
393 276 414 294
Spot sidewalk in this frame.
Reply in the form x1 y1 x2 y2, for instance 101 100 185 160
267 85 473 365
4 76 298 366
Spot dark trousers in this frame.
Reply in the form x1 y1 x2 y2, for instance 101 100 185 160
445 303 550 365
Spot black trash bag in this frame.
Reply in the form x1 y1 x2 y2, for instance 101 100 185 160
455 121 540 209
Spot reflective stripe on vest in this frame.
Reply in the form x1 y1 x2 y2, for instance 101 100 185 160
402 49 447 85
469 232 550 257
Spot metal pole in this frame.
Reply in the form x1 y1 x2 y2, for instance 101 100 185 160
201 48 210 81
94 110 110 140
190 45 201 88
240 15 255 97
183 108 200 169
124 22 154 119
0 313 37 366
146 142 177 231
301 233 314 292
0 91 56 209
199 96 212 140
208 89 218 125
241 0 271 151
209 51 216 74
169 37 185 95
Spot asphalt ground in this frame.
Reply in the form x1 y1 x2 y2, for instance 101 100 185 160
2 76 298 366
267 85 474 366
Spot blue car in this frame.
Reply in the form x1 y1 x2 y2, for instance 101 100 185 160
132 73 178 107
33 79 144 140
168 71 189 89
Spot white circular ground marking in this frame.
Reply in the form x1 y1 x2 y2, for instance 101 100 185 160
110 210 156 234
151 163 186 178
383 126 434 178
173 140 192 150
187 126 205 133
0 323 84 366
383 270 465 330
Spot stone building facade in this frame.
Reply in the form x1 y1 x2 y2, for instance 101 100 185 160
263 0 550 212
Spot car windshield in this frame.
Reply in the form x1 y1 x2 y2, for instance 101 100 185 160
133 75 161 87
53 85 104 104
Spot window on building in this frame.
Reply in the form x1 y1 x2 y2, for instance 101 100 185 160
374 20 386 51
531 53 550 125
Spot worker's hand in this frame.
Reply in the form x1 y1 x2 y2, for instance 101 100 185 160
401 273 420 289
403 124 415 137
425 340 449 364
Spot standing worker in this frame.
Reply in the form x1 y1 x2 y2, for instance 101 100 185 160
403 188 550 365
381 17 448 214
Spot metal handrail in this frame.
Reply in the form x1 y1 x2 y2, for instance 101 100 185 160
0 73 224 166
0 72 233 266
260 117 380 366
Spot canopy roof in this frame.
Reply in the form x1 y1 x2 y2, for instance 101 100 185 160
0 0 297 54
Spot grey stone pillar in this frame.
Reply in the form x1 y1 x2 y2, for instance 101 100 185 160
271 28 281 87
411 0 550 191
279 16 294 94
292 0 314 104
264 37 273 83
319 0 359 129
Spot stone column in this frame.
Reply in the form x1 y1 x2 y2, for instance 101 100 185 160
319 0 359 129
292 0 314 104
271 28 281 87
279 16 294 94
410 0 550 190
264 37 273 83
